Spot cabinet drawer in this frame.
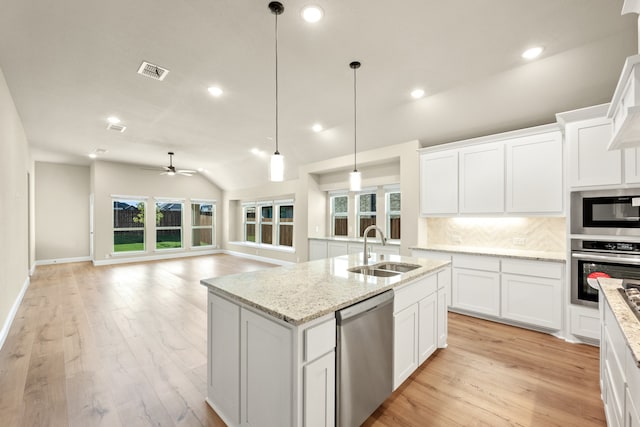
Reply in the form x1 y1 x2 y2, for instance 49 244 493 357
453 254 500 272
627 346 640 410
304 318 336 362
394 275 438 313
501 259 563 279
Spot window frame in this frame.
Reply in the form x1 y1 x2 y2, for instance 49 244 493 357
243 203 257 243
386 189 401 241
155 199 184 250
330 193 349 237
259 203 274 245
356 191 377 237
276 200 294 247
191 200 216 248
112 196 147 254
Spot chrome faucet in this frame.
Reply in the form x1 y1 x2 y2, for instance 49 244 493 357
363 225 387 265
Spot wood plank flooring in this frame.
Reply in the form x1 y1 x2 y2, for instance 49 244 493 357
0 255 605 426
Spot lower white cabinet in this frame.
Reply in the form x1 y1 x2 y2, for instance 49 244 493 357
626 393 640 427
327 241 349 258
309 240 328 260
437 268 449 347
570 305 601 341
452 267 501 316
310 239 400 261
393 269 446 390
207 292 336 427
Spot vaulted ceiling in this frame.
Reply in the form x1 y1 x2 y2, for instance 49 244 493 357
0 0 636 190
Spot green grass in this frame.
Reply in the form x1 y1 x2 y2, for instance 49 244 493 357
156 241 182 249
114 243 144 252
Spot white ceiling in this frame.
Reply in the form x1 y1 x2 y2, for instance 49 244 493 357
0 0 637 190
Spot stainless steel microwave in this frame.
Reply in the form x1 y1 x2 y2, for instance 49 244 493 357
571 189 640 236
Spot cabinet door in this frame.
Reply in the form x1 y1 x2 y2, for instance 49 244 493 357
625 148 640 184
627 390 640 427
568 117 620 188
327 241 348 258
419 150 458 215
452 268 501 316
505 132 563 213
309 240 328 260
208 292 241 425
304 351 335 427
418 293 437 364
501 273 562 330
437 288 448 348
459 142 505 213
393 304 419 390
437 266 452 307
240 309 293 427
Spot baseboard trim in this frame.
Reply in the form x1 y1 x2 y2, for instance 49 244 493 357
222 250 294 266
29 263 36 276
92 249 223 266
36 256 92 266
0 275 30 351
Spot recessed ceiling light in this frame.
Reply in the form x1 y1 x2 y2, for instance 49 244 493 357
197 167 204 172
88 153 97 159
312 123 323 132
411 89 425 99
208 86 223 97
302 5 323 23
107 116 121 124
522 46 544 60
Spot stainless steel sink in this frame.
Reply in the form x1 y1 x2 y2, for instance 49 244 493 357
347 266 401 277
374 262 421 273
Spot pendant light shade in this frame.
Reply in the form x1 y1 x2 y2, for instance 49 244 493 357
269 1 285 182
349 61 361 191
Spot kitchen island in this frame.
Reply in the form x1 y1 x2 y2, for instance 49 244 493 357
200 253 450 427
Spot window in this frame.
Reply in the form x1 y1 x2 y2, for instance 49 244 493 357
113 198 145 252
277 202 294 247
331 195 348 236
156 201 183 249
244 205 256 242
260 205 273 244
387 191 401 240
192 201 215 247
357 192 377 237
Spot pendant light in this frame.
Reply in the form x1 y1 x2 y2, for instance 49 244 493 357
349 61 362 191
269 1 285 182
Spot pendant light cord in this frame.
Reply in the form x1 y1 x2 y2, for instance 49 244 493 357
353 65 357 172
274 10 279 155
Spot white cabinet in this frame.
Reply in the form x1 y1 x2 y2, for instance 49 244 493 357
419 150 458 215
418 293 437 364
567 117 621 188
393 304 419 389
452 255 501 316
625 148 640 184
570 305 601 341
240 308 293 427
500 259 562 330
303 351 335 427
208 293 241 425
626 393 640 427
309 240 328 260
392 272 442 390
459 142 505 213
327 241 348 258
505 131 563 213
627 345 640 427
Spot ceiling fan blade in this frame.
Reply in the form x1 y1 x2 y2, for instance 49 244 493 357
177 169 197 174
177 172 194 176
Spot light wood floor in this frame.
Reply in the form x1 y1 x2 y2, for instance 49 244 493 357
0 255 605 427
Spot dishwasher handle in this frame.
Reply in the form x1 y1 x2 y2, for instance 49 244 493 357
336 290 394 324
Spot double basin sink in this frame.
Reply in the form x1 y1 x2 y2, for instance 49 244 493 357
347 262 421 277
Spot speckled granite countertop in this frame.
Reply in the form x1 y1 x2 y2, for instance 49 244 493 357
410 244 566 263
308 236 401 246
201 253 449 326
599 278 640 367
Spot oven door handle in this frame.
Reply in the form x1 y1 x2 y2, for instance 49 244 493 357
571 252 640 265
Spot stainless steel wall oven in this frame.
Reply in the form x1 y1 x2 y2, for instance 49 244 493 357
571 239 640 307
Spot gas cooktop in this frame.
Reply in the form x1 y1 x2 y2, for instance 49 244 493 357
621 281 640 322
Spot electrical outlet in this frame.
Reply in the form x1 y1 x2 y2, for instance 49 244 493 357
452 234 462 244
513 237 526 246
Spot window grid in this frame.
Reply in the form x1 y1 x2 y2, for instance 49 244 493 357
357 192 377 237
243 201 294 248
112 199 146 253
191 202 215 247
386 191 401 240
331 195 348 237
156 201 183 250
244 206 256 242
277 203 294 247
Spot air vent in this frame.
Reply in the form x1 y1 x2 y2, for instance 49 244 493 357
107 123 126 132
137 61 169 81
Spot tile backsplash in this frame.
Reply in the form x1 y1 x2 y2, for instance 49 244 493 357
425 217 566 252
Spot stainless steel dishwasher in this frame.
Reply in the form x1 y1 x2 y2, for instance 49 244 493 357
336 290 394 427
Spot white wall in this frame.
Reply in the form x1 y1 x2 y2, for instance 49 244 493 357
0 67 32 347
35 162 90 261
92 160 223 264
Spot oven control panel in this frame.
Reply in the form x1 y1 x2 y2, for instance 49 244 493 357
580 240 640 253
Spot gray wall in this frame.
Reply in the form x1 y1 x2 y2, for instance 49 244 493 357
0 67 32 343
35 162 90 261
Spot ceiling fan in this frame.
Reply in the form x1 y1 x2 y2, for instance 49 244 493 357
147 152 197 176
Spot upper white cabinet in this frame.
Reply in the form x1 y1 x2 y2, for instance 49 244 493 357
419 150 458 215
625 147 640 184
419 125 563 216
566 116 621 188
505 131 563 213
459 142 505 214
